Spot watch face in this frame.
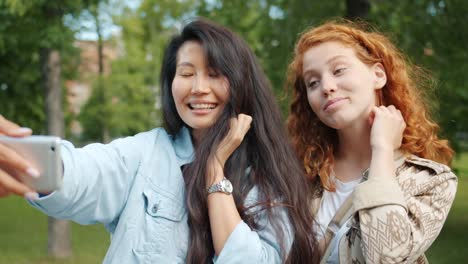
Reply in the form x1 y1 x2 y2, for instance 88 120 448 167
222 179 233 193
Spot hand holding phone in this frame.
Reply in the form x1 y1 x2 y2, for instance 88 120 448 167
0 136 63 193
0 115 47 198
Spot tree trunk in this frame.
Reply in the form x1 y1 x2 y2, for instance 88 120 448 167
41 48 72 258
346 0 371 20
93 5 110 143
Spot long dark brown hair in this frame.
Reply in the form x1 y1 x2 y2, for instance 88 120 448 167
160 18 319 263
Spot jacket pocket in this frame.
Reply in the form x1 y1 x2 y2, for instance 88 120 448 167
143 187 184 222
135 187 188 261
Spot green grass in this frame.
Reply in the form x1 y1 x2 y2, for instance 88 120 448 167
0 153 467 263
426 152 468 263
0 197 109 264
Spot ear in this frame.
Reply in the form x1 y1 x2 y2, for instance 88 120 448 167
372 63 387 90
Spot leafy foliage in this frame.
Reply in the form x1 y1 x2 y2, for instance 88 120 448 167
78 0 199 142
367 0 468 150
1 0 466 147
0 0 99 133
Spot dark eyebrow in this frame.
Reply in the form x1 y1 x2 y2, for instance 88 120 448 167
176 62 194 68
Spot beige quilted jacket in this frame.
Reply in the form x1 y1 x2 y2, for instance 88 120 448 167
311 154 458 264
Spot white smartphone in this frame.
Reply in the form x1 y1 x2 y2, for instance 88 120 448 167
0 135 63 193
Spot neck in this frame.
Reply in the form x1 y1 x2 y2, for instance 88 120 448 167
191 129 204 148
334 119 372 180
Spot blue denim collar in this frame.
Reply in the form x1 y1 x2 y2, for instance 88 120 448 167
173 126 195 166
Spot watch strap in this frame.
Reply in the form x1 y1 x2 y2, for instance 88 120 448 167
207 177 232 194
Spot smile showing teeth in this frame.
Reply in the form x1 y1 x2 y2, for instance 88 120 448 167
189 103 217 110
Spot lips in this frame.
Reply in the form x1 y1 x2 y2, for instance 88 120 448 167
323 97 346 111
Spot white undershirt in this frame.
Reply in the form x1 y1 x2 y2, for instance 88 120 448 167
315 176 362 241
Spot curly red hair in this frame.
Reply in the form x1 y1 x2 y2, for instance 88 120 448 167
287 20 454 191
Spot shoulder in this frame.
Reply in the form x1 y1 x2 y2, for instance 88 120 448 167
101 128 165 156
132 127 167 142
108 128 164 145
404 156 452 175
397 155 457 195
120 127 177 149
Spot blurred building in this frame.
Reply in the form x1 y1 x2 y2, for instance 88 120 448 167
65 40 118 136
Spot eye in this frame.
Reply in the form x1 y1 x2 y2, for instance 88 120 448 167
306 79 320 90
179 71 194 77
208 70 220 78
333 67 346 75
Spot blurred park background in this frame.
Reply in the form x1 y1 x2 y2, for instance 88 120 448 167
0 0 466 263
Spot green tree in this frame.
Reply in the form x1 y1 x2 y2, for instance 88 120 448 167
196 0 344 113
79 0 198 141
195 0 467 149
368 0 468 150
0 0 103 257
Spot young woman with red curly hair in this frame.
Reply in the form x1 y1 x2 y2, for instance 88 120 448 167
287 20 457 263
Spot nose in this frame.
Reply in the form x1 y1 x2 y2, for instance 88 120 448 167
321 74 337 96
192 75 210 94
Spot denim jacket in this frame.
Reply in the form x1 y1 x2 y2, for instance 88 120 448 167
29 127 291 263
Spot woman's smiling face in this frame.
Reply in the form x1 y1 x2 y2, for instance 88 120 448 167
172 40 230 139
302 41 386 129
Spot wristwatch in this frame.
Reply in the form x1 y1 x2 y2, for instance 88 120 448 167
207 177 233 195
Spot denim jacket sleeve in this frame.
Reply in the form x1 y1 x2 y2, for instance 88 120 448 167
28 130 156 225
214 188 293 263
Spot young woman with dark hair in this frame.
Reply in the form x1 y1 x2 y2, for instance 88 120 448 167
0 19 319 263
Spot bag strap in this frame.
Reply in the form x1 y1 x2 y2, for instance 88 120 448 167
318 169 369 264
319 194 354 264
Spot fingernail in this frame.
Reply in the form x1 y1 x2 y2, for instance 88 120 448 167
16 127 32 134
24 192 39 200
26 168 40 178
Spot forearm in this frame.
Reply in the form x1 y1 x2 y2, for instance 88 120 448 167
355 169 457 263
211 185 289 263
207 164 242 255
368 146 395 180
30 139 138 224
358 205 411 263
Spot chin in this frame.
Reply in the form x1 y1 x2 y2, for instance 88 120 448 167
193 121 217 130
322 119 351 130
322 112 361 129
320 117 341 129
327 124 343 130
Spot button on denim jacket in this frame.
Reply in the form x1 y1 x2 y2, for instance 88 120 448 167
30 127 292 263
